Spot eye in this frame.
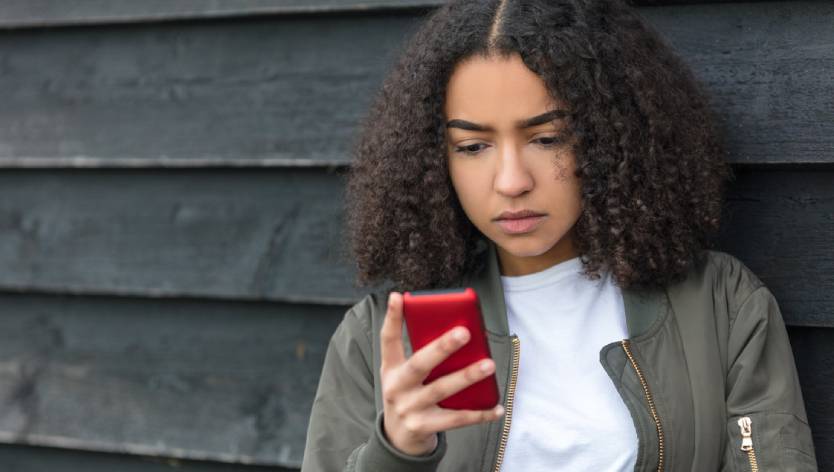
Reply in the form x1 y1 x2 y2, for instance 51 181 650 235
453 142 489 156
533 135 565 148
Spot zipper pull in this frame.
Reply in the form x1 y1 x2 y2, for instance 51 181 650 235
737 416 754 451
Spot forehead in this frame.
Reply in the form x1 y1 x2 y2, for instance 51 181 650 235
444 53 558 121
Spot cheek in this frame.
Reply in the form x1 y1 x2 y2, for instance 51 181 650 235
449 165 489 220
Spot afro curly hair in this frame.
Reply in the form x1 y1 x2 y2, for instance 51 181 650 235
344 0 731 291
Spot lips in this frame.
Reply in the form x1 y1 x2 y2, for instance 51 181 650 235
494 209 547 235
495 209 546 221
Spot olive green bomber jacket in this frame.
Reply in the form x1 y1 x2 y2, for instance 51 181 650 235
301 242 818 471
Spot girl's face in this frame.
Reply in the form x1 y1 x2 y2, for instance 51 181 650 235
444 52 583 276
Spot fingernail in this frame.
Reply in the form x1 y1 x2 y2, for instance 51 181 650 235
452 328 468 342
495 405 505 416
480 360 494 373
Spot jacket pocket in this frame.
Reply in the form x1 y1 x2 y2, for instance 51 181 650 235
723 412 818 471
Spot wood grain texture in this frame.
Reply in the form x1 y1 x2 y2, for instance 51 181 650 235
0 294 828 469
716 168 834 328
0 168 829 325
788 327 834 472
0 0 781 29
0 0 436 29
0 293 345 468
640 4 834 165
0 169 365 305
0 2 832 167
0 443 291 471
0 14 414 168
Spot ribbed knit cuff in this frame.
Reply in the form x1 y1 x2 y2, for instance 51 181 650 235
354 411 447 471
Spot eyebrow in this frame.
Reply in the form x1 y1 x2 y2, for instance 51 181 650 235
445 109 569 132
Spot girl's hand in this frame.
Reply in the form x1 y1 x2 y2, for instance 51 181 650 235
379 291 505 456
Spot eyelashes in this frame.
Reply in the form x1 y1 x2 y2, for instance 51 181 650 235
453 136 566 156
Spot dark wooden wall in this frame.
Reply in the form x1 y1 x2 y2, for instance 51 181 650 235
0 1 831 470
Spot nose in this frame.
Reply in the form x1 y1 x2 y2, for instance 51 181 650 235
494 141 534 197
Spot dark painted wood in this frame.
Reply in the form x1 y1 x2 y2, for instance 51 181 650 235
0 14 415 168
0 2 832 167
0 168 365 305
639 4 834 166
0 0 436 29
0 292 345 467
0 443 292 472
0 0 781 29
0 293 828 469
716 168 834 328
0 168 829 326
788 327 834 471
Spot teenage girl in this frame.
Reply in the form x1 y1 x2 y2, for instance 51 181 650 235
302 0 817 470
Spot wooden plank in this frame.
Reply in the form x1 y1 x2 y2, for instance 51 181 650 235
0 168 366 305
0 13 415 168
0 168 830 325
639 4 834 166
0 443 292 471
0 2 832 167
0 294 828 469
0 293 345 468
0 1 774 29
0 0 437 29
716 168 834 328
788 327 834 471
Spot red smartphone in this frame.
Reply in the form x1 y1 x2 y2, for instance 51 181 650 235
402 287 500 410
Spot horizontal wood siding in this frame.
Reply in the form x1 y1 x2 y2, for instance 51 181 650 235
0 443 292 471
0 169 829 324
0 2 831 167
0 1 831 470
0 294 344 467
0 169 365 305
0 0 777 29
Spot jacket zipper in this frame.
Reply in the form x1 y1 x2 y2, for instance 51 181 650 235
492 335 520 472
738 416 759 471
621 340 665 472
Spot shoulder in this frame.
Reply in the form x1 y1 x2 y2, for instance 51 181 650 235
701 250 765 298
668 249 769 319
336 289 390 343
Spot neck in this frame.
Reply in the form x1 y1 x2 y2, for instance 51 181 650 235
496 233 578 276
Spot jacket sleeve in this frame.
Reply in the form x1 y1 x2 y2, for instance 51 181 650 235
301 301 447 472
721 286 818 471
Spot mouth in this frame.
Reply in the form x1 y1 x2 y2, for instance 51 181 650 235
494 210 547 235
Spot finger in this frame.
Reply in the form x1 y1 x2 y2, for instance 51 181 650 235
421 404 505 433
416 358 496 409
401 326 470 384
380 291 406 369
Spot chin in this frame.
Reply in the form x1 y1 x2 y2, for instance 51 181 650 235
495 236 555 258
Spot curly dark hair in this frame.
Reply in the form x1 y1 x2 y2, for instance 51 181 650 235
344 0 731 291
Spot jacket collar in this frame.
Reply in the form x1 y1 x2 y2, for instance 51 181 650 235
463 239 666 339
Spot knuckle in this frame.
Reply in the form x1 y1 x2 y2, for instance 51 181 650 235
403 416 424 435
381 382 397 403
427 384 448 404
391 402 408 420
440 334 459 354
465 365 482 383
466 411 485 425
404 360 426 378
448 412 470 429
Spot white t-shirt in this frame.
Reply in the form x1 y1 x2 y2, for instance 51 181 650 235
498 256 638 471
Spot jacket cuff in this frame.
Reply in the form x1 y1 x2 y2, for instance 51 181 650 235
354 411 446 471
